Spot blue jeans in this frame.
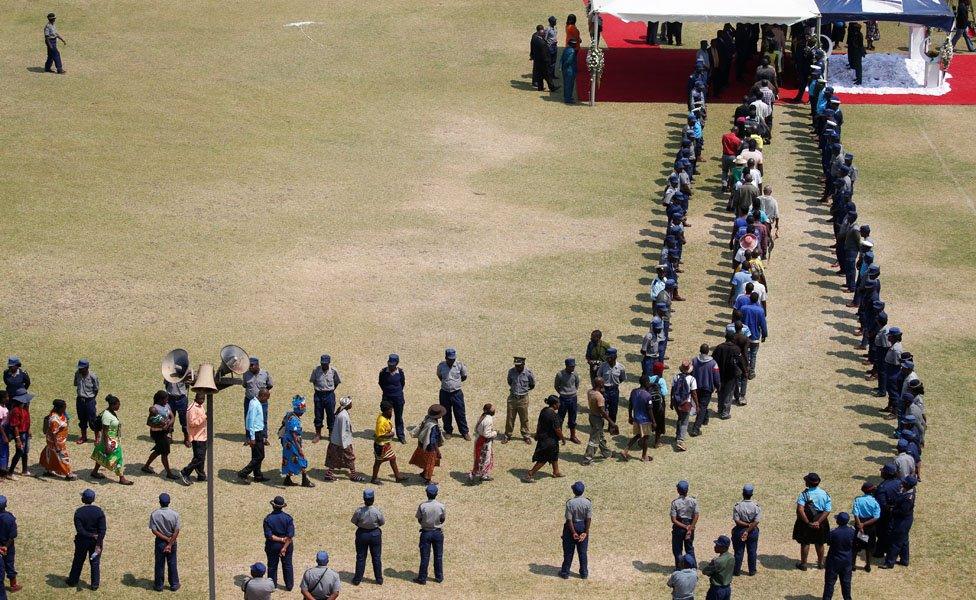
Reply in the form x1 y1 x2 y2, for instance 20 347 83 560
604 385 620 424
563 68 577 103
313 390 335 431
672 522 695 566
265 542 294 590
693 388 713 431
823 564 852 600
382 395 406 441
557 395 578 430
169 395 188 434
354 528 382 583
76 396 98 436
67 538 100 588
438 389 468 436
748 342 759 376
10 434 28 473
153 539 179 590
417 529 444 583
732 525 758 574
560 521 588 578
45 43 63 72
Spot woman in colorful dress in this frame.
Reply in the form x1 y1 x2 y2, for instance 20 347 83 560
371 400 405 484
91 394 133 485
409 404 445 485
325 396 365 482
468 403 496 482
40 398 76 480
279 395 314 487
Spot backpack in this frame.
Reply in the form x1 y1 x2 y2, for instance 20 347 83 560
647 376 665 406
671 375 692 412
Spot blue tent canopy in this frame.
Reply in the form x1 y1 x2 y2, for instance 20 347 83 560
815 0 955 29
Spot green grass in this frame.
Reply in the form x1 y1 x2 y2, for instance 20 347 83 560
1 3 975 598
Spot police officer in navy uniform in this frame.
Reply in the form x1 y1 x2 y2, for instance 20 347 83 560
378 354 406 443
731 484 761 576
823 512 855 600
872 463 901 559
66 489 106 590
560 480 591 579
413 483 446 585
263 495 295 590
0 495 22 595
880 475 917 569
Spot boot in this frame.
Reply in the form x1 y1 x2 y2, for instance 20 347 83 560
283 475 297 486
301 473 315 488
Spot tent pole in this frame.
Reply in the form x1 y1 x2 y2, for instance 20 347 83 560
590 12 600 106
816 17 826 80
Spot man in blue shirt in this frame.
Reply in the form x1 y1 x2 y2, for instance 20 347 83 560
378 354 406 443
622 376 655 462
880 476 917 569
728 270 752 305
0 495 21 595
739 293 768 378
66 489 106 590
263 496 296 591
823 512 855 600
238 390 269 483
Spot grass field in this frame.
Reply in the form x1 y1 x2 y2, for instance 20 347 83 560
2 2 976 598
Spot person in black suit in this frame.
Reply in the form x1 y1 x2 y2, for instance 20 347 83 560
847 23 867 85
823 512 856 600
66 489 106 590
530 25 558 92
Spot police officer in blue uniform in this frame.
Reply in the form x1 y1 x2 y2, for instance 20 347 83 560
823 512 855 600
351 488 384 585
378 354 406 443
66 489 106 590
0 495 21 596
872 463 901 559
560 480 592 579
263 495 295 590
880 475 917 569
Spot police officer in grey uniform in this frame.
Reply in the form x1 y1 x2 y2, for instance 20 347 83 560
73 359 100 444
43 13 66 74
243 357 274 439
299 551 341 599
731 484 761 576
350 488 384 585
559 480 591 579
504 357 536 444
596 349 626 432
670 480 700 568
554 358 582 444
413 484 446 585
310 355 341 441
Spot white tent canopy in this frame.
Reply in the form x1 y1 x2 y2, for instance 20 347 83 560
591 0 821 25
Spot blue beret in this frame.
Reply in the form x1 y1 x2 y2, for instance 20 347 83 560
714 535 731 547
668 174 679 183
897 438 909 450
888 327 902 336
444 348 456 359
363 488 375 500
426 483 439 497
316 550 330 565
665 278 677 288
651 317 664 331
677 480 689 492
0 496 6 509
881 463 897 476
7 356 20 367
572 481 585 495
903 475 918 488
320 354 331 363
899 429 917 441
249 357 260 365
81 489 96 503
867 264 880 275
901 414 918 423
565 357 576 367
388 354 399 363
606 347 618 355
835 512 850 525
77 359 90 368
872 299 885 310
158 493 171 505
250 562 267 576
743 484 754 494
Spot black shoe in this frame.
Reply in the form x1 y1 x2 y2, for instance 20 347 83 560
170 584 181 591
351 579 361 586
254 475 269 482
376 578 384 585
154 586 165 592
196 475 207 482
434 577 443 583
878 564 894 569
558 572 569 579
237 471 251 484
65 579 78 587
412 578 426 585
283 476 297 486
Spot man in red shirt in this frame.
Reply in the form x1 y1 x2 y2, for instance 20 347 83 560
721 126 742 191
9 390 32 477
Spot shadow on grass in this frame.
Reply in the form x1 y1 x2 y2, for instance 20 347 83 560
758 553 798 571
45 573 73 589
120 572 155 590
383 567 417 582
528 563 565 578
633 560 674 573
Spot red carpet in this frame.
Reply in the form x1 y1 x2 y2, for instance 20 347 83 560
579 8 976 105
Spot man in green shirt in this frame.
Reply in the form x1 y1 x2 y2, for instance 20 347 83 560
701 535 733 599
